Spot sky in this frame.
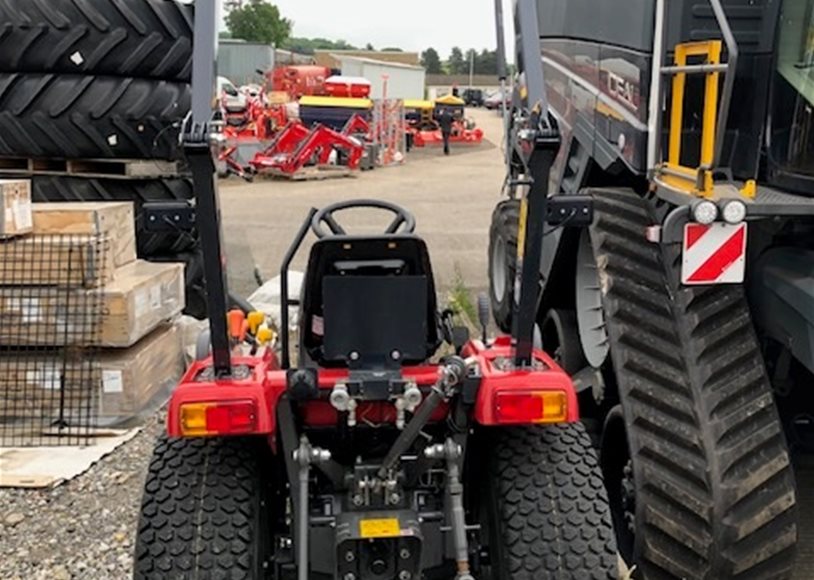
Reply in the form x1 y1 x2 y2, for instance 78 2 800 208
225 0 516 61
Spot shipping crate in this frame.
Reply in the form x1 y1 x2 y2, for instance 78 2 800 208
0 356 96 423
0 179 33 239
0 235 113 287
0 260 184 347
100 261 185 347
32 202 137 268
97 324 184 421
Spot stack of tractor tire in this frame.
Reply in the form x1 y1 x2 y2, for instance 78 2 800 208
0 0 206 318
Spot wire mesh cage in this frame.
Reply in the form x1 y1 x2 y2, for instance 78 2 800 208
0 233 109 447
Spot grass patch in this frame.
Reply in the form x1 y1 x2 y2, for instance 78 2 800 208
447 265 478 328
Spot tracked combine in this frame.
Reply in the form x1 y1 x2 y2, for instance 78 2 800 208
490 0 811 578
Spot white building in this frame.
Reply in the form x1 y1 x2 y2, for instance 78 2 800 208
335 55 426 100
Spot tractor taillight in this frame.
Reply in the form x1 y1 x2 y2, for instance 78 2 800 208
493 391 568 425
180 400 257 436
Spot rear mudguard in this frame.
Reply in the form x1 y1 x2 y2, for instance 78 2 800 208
750 248 814 375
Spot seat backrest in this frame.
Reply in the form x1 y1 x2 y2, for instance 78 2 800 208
300 235 439 368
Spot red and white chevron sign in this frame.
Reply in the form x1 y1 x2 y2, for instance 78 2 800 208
681 223 748 285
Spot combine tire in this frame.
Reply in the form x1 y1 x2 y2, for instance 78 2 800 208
485 423 618 580
488 199 520 332
0 74 188 159
28 176 197 256
587 188 797 579
0 0 193 81
134 436 271 580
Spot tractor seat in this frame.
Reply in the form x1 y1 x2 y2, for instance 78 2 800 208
300 235 440 369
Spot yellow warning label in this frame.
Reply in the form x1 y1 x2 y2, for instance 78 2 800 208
359 518 401 539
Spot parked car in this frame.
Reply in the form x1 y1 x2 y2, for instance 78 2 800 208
462 88 485 107
217 76 247 112
484 89 510 110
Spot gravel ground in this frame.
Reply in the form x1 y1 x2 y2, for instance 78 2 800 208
0 413 164 580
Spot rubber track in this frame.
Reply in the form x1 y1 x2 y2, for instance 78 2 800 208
0 74 189 160
588 188 797 579
0 0 193 81
134 436 268 579
489 199 520 332
27 175 197 255
488 423 618 579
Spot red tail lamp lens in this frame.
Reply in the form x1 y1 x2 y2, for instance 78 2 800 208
180 400 257 436
493 391 568 425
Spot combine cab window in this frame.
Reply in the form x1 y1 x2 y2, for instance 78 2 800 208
770 0 814 184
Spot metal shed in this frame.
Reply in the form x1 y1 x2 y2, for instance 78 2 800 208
335 55 426 100
218 39 275 86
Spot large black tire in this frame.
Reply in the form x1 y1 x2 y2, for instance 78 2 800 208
587 188 797 579
0 0 193 81
485 423 618 580
28 175 197 255
488 199 520 332
134 436 271 580
0 74 189 159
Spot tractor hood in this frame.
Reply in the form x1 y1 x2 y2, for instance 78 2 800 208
750 248 814 375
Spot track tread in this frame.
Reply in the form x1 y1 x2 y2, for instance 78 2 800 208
0 74 188 159
588 187 797 579
487 423 618 580
0 0 193 80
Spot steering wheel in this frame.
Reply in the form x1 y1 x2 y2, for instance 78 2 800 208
311 199 416 239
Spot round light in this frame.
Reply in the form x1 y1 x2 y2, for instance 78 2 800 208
720 199 747 224
692 200 718 225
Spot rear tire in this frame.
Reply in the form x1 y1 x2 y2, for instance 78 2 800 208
0 74 188 159
0 0 193 81
134 436 271 580
488 199 520 332
485 423 618 580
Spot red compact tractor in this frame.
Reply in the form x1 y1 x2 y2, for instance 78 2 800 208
133 2 617 578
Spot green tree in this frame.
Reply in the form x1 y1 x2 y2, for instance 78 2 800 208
365 43 375 51
283 36 356 55
447 46 466 74
420 48 443 74
226 1 291 46
476 49 498 75
381 47 403 52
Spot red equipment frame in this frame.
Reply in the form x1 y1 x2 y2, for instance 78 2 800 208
166 335 578 443
250 122 365 174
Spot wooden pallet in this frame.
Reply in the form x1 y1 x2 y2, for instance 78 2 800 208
262 165 357 182
0 157 181 179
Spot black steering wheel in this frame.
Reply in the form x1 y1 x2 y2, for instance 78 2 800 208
311 199 417 239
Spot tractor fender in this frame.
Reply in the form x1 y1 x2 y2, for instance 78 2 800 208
749 248 814 375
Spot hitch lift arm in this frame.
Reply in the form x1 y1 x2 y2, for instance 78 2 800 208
185 0 233 377
496 0 562 367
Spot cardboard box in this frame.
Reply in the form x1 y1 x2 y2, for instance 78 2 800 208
32 202 137 268
97 324 184 420
0 180 33 239
0 260 185 347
